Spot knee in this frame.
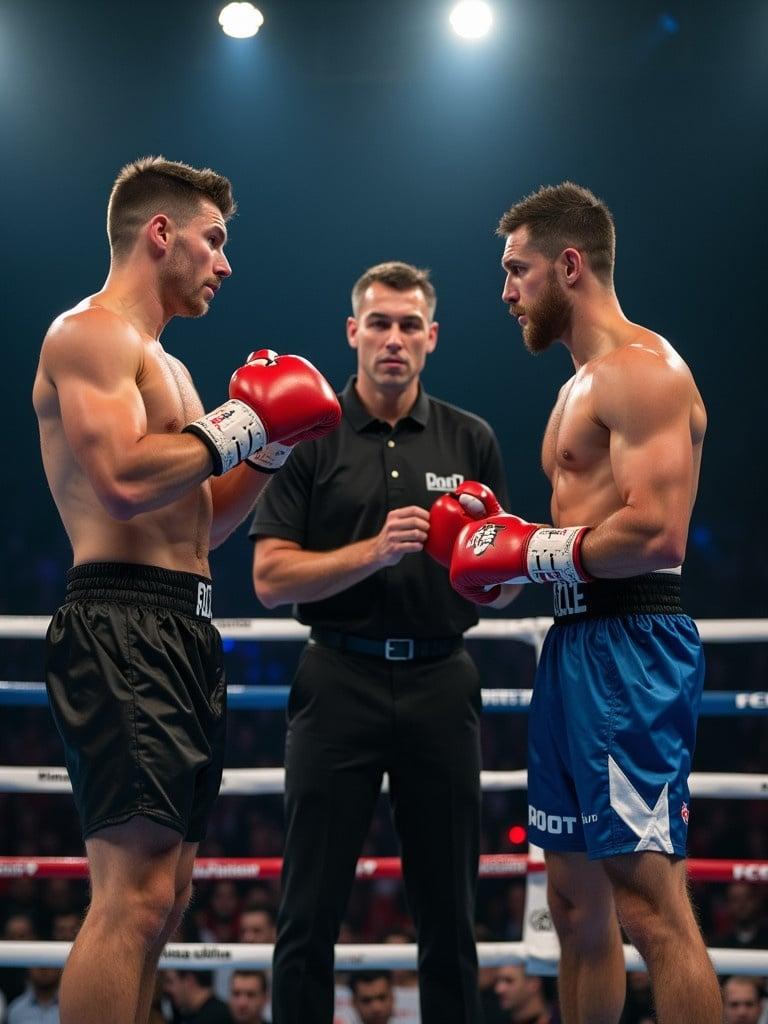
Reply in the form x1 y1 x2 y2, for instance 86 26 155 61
116 885 178 948
614 894 674 958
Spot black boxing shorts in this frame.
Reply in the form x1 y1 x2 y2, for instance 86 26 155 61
45 562 226 842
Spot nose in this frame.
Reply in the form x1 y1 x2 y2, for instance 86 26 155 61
384 327 404 348
216 253 232 279
501 273 518 304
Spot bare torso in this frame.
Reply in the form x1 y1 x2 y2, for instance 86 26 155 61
33 297 213 575
542 328 706 530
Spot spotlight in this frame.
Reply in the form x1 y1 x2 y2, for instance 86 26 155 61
449 1 493 40
219 2 264 39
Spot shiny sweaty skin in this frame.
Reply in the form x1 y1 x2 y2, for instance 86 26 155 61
34 299 215 575
542 328 706 575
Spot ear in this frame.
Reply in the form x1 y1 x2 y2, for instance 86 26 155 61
346 315 358 350
147 214 172 256
426 320 439 354
561 247 584 287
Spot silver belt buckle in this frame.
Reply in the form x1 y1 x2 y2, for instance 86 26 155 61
385 638 414 661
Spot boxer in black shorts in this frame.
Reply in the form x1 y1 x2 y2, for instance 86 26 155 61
32 157 340 1024
46 563 226 842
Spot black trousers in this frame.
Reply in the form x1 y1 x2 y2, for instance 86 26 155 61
271 641 483 1024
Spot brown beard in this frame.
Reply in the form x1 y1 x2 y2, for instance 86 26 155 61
522 268 571 354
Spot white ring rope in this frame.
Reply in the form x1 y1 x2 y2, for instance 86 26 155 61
2 616 768 643
0 940 765 976
0 766 764 798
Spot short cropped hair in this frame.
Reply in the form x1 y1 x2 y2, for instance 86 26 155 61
107 155 236 260
351 261 437 319
232 969 268 994
497 182 615 284
349 970 392 995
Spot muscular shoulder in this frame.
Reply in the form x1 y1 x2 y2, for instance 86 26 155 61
590 335 697 427
41 305 143 383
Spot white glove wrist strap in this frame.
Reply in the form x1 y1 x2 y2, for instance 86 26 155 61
526 526 590 584
183 399 268 476
246 441 295 474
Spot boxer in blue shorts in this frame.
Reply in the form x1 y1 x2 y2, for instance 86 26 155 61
447 183 720 1022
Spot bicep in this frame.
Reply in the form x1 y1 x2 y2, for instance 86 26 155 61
605 372 694 523
47 319 146 480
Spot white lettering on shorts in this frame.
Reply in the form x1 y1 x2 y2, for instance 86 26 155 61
528 804 578 835
196 582 212 619
425 471 465 492
553 581 587 616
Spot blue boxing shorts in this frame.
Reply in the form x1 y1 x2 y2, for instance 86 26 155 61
527 572 704 859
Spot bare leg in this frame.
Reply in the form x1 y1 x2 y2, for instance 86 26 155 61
59 817 183 1024
546 851 625 1024
135 841 198 1024
605 853 721 1024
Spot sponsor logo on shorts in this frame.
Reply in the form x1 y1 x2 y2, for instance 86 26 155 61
581 813 598 825
553 581 587 616
196 582 212 619
528 804 578 835
467 523 503 557
681 801 689 825
425 471 464 492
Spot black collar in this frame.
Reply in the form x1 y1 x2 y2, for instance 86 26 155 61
340 376 430 432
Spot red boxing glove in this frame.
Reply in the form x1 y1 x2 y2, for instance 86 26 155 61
231 349 341 446
449 514 592 605
425 481 504 568
184 349 341 475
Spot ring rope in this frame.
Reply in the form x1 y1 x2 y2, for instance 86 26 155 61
0 765 764 798
0 940 765 975
1 615 767 643
1 682 767 717
1 854 765 883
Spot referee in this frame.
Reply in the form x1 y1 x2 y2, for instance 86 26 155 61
250 262 515 1024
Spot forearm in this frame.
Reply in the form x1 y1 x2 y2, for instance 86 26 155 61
93 433 213 519
209 465 273 549
255 538 383 607
580 506 687 578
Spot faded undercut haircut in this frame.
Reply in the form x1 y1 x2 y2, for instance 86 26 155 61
351 261 437 319
497 182 616 285
107 155 236 261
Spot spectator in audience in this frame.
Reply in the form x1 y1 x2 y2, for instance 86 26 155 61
382 931 420 1023
494 964 556 1023
198 882 242 944
0 913 38 1007
7 965 61 1024
475 925 505 1024
229 971 269 1024
163 969 234 1023
619 971 655 1024
718 884 768 949
349 972 396 1024
722 976 764 1024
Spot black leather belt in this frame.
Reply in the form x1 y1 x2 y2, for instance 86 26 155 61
309 628 463 661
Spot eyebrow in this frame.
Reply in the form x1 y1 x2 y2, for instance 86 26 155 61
208 224 228 244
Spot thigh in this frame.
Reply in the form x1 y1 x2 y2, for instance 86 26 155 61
85 817 184 902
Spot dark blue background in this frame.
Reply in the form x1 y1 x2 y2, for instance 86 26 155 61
2 0 766 617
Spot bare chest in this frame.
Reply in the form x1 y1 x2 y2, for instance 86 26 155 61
140 350 204 433
542 375 608 480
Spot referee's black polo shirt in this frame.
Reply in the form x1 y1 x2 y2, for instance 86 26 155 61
249 377 509 640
